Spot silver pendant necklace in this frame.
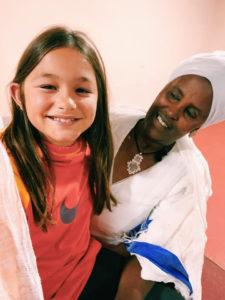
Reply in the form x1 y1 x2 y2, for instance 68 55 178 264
127 152 143 175
127 120 157 175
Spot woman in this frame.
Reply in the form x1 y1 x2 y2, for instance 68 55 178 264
92 51 225 300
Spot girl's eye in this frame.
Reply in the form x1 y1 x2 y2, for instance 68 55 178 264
41 85 56 90
170 91 180 101
76 88 90 94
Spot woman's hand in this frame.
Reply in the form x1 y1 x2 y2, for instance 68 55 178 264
114 256 155 300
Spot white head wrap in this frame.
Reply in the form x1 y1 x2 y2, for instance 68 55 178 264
169 51 225 128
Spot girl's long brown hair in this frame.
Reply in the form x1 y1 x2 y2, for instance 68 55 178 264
3 26 116 231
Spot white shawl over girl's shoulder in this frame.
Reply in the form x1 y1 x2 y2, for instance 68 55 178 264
0 141 43 300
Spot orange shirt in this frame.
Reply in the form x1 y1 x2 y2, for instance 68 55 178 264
6 138 101 299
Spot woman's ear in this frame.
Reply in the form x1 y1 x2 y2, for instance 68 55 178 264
9 83 23 110
188 129 198 138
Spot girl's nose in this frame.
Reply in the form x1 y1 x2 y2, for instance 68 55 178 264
57 95 77 110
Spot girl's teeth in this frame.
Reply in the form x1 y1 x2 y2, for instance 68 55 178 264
157 115 167 128
53 118 74 123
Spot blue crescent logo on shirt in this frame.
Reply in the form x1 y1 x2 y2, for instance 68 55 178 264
60 199 78 224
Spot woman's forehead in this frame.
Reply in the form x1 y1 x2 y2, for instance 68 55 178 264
168 74 213 117
169 74 211 88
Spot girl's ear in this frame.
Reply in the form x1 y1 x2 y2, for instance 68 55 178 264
188 129 198 138
9 83 23 110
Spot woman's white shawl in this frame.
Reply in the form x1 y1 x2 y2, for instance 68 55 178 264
92 107 212 300
0 141 43 299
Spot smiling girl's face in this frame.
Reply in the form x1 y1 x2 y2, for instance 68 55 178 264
10 47 98 146
143 75 213 146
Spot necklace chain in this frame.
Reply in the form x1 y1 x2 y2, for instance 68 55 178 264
127 120 157 175
133 120 157 155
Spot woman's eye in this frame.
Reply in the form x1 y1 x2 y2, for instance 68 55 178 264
76 88 90 94
170 91 180 101
186 108 198 119
41 85 56 90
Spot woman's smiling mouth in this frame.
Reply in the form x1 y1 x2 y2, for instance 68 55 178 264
157 114 168 128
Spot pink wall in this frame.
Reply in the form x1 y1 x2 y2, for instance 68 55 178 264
0 0 224 116
194 121 225 270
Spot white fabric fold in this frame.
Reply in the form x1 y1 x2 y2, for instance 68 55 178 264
0 141 43 300
169 51 225 128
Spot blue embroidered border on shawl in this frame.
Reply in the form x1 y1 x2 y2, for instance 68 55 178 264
125 220 193 295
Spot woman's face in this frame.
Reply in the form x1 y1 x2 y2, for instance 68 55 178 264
144 75 213 146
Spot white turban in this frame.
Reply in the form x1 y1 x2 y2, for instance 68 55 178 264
169 51 225 128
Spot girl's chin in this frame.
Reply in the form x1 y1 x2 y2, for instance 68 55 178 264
43 136 78 147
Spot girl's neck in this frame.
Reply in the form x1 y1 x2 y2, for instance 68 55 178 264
42 137 82 149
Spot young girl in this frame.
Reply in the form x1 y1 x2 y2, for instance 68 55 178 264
0 26 116 299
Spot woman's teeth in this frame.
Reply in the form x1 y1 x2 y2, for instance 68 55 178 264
157 115 168 128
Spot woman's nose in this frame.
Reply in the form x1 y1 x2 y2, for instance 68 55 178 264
167 104 179 121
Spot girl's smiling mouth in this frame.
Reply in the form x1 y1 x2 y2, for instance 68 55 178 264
47 115 82 125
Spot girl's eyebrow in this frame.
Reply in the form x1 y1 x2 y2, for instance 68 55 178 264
38 73 93 82
78 76 93 83
39 73 59 78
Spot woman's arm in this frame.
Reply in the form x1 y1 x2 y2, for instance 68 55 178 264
101 242 130 258
114 256 155 300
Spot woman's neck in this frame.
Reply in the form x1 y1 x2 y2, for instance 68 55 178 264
134 119 175 155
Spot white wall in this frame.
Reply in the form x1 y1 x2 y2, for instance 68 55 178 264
0 0 224 116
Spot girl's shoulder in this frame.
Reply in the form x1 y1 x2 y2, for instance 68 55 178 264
109 105 146 122
109 105 146 137
0 132 30 211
